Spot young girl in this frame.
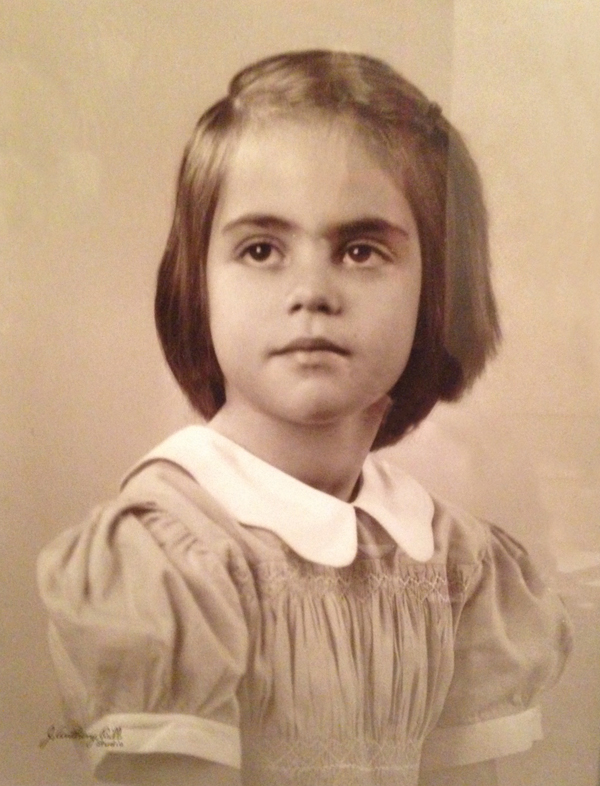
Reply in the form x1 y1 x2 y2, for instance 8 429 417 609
38 51 572 786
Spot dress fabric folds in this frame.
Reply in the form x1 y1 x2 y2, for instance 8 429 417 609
38 443 572 786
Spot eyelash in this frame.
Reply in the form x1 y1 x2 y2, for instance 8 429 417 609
237 240 283 265
341 242 391 266
235 239 393 267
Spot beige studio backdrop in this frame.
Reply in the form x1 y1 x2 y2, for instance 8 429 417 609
2 1 599 784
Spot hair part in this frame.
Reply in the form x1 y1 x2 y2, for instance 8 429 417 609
155 50 500 449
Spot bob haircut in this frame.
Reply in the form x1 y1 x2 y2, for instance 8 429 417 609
155 50 500 450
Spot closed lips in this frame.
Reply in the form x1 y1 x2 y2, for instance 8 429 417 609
273 338 349 355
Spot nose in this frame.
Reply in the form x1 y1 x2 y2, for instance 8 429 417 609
286 250 342 315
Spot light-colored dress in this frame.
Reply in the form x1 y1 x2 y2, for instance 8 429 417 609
37 426 572 786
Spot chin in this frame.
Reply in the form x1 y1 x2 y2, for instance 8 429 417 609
273 395 366 429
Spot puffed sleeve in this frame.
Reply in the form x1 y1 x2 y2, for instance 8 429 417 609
421 515 572 770
37 489 249 775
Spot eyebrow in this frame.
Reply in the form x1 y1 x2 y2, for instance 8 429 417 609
220 213 410 241
221 214 294 235
334 218 409 243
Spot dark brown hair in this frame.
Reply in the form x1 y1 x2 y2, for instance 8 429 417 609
155 50 500 449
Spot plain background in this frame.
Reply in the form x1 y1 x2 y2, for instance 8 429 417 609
2 1 599 784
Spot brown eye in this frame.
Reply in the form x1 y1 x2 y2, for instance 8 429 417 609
245 243 274 262
346 244 375 264
342 241 392 268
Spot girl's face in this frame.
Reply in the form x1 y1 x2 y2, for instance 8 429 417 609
206 116 422 431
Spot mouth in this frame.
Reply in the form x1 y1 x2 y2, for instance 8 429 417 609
272 337 350 356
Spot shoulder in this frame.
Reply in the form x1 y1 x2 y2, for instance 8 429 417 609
429 495 499 567
37 460 255 682
37 460 257 619
427 495 562 613
428 494 556 593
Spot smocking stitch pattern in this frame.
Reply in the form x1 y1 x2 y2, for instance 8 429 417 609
243 735 422 786
248 557 451 604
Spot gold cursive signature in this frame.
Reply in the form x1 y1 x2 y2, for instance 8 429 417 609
39 724 124 749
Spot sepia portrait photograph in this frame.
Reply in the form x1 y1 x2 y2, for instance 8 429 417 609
2 1 599 784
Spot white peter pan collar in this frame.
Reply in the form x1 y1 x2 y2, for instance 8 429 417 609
123 425 434 567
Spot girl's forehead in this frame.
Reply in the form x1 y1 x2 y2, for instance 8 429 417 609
213 114 415 235
232 112 389 169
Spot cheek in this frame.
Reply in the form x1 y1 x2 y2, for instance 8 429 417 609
208 302 239 367
207 275 263 381
374 291 421 382
206 273 236 366
372 280 421 343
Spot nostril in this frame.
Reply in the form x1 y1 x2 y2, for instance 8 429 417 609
315 298 334 314
286 281 342 315
289 294 336 314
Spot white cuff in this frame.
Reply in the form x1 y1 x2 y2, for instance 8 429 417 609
421 706 543 770
85 712 241 771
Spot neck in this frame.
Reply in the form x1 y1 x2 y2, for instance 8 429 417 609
208 398 390 501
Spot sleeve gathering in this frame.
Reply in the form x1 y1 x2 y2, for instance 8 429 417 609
421 519 573 770
37 495 249 773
